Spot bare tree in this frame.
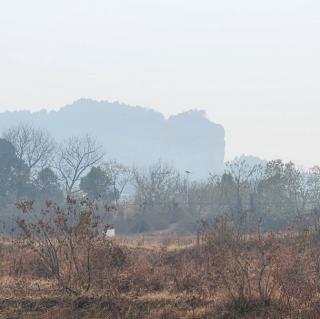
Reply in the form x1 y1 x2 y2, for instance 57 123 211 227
3 123 55 175
103 161 132 204
55 135 104 194
225 158 261 215
308 166 320 210
133 161 183 208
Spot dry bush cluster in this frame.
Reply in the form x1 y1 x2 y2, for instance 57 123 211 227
1 199 320 318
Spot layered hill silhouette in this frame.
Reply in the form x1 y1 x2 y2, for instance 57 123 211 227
0 99 225 178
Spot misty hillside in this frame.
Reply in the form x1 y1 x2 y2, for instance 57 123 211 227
0 99 225 178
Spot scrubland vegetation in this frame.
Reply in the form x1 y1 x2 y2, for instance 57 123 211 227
2 197 320 318
2 123 320 317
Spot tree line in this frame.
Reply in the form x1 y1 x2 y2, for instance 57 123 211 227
1 123 320 234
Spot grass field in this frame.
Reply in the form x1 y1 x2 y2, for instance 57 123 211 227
1 227 320 319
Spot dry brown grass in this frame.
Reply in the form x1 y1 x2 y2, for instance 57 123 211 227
1 229 320 318
4 198 320 318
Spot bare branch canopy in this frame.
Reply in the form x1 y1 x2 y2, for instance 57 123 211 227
55 134 104 194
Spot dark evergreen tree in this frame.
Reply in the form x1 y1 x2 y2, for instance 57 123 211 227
80 166 117 201
0 138 31 206
34 167 63 203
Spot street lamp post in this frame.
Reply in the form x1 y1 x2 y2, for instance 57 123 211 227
185 170 191 205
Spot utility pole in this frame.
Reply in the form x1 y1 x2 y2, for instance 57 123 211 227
185 170 191 205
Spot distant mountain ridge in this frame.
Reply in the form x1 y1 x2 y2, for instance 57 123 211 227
0 99 225 178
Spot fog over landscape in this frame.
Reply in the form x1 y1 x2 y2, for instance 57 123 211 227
1 0 320 166
0 99 225 179
2 1 320 318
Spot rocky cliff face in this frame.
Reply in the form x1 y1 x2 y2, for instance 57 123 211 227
0 99 225 179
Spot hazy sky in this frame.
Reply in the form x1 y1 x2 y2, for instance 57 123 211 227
1 0 320 166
